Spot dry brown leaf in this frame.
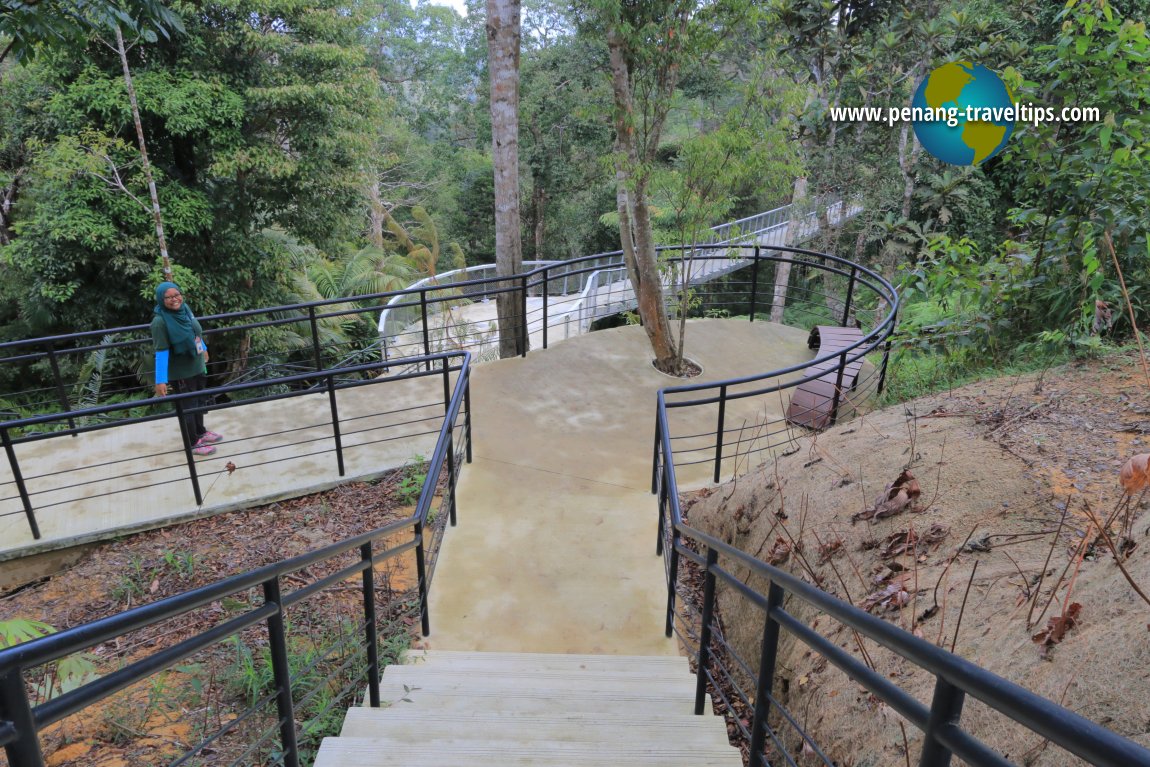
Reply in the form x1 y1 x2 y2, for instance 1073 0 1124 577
225 461 238 475
1120 453 1149 493
766 536 791 566
853 470 921 522
1032 602 1083 657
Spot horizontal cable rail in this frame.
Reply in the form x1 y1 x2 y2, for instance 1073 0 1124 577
0 352 468 543
0 352 472 767
651 249 1150 765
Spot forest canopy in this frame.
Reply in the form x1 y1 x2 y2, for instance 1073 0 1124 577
0 0 1146 371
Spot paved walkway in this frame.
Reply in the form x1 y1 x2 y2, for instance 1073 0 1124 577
427 319 811 654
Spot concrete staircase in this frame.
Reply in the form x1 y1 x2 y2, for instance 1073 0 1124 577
312 650 742 766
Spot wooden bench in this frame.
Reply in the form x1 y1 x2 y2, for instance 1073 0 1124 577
785 325 865 430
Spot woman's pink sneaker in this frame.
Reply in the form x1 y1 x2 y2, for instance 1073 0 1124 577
199 431 223 444
192 438 217 456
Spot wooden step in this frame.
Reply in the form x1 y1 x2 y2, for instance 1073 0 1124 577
340 707 731 747
312 737 744 767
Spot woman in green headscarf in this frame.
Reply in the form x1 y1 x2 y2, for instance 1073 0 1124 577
151 282 223 456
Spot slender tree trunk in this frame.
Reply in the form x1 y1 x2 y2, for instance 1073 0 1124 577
115 26 171 281
770 176 807 323
606 26 676 370
486 0 526 358
367 178 386 249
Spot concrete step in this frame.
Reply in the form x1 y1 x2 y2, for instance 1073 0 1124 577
312 737 744 767
402 649 690 674
375 676 713 716
340 707 730 747
379 664 698 695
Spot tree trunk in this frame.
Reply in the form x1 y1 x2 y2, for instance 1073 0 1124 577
367 178 385 249
606 26 677 371
770 176 807 323
486 0 526 358
115 25 171 281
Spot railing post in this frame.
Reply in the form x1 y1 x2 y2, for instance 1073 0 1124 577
173 397 203 506
542 268 550 349
877 308 897 395
918 677 966 767
830 351 847 427
1 427 40 540
520 276 528 357
307 306 322 372
651 413 662 495
325 373 345 477
664 530 679 638
656 468 667 556
693 547 719 715
748 582 785 767
414 520 430 636
360 542 381 708
748 246 761 322
420 290 432 371
263 577 300 767
1 667 45 766
441 360 457 526
464 382 473 464
713 385 727 484
44 343 76 434
842 266 857 326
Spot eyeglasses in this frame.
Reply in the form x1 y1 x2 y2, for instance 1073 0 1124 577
163 292 182 301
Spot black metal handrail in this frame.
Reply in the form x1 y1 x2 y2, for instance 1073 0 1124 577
1 352 469 543
0 352 472 767
651 254 1150 765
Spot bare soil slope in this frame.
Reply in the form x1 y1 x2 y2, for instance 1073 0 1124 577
685 349 1150 766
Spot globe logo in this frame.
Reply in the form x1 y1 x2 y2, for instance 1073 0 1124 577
911 63 1015 166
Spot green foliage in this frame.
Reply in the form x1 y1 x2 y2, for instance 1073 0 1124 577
397 454 429 505
0 0 185 64
0 618 99 699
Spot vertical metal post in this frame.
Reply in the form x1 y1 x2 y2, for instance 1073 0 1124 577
360 542 381 708
651 413 662 495
464 382 473 464
542 269 550 349
1 667 45 767
877 309 897 395
748 246 761 322
664 531 679 638
174 398 203 506
748 582 785 767
520 276 528 357
656 470 666 556
713 385 727 484
307 306 322 372
44 343 76 434
918 677 965 767
830 351 847 427
693 547 720 715
420 290 432 371
414 520 430 636
1 428 40 540
441 360 457 526
263 578 300 767
325 373 345 477
446 430 457 527
842 267 857 326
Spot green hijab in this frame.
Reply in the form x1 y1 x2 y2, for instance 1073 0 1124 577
153 281 198 357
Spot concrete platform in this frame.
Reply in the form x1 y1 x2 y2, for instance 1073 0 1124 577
427 318 812 654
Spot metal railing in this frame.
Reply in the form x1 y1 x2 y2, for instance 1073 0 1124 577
0 351 472 767
1 352 470 541
651 251 1150 766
